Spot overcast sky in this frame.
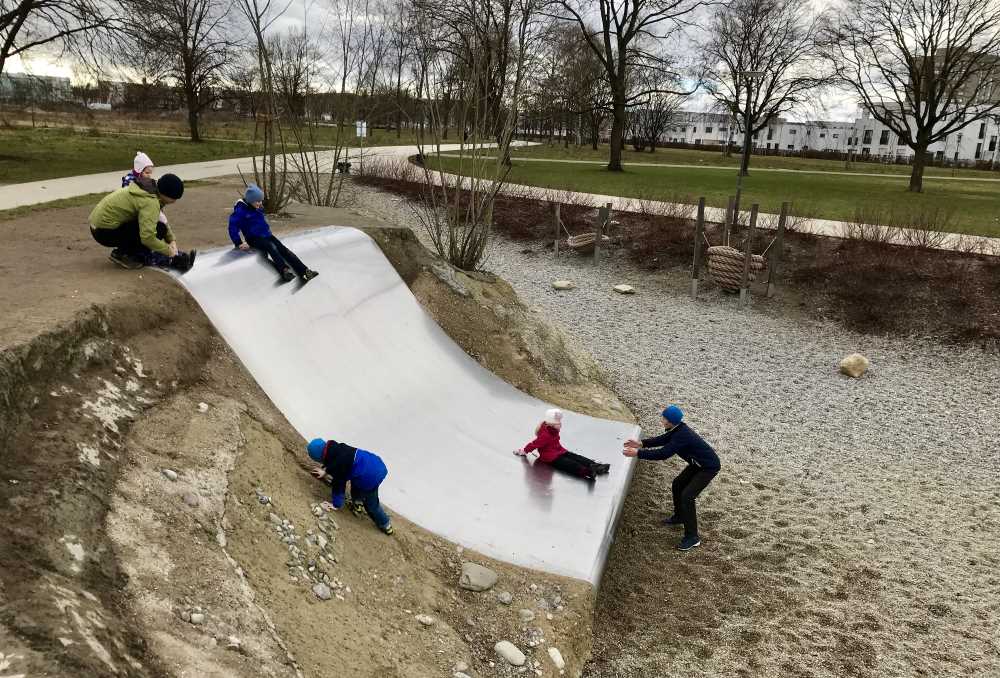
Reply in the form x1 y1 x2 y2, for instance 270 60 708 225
5 0 861 122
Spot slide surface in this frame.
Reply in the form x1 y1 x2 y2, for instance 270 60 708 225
175 227 638 583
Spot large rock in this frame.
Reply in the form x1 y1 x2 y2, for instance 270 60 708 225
459 562 498 592
839 353 870 378
612 284 635 295
548 647 566 670
312 583 332 600
494 640 526 667
552 280 576 291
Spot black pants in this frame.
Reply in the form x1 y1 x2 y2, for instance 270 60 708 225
90 220 169 259
550 451 599 479
672 464 718 538
247 234 308 276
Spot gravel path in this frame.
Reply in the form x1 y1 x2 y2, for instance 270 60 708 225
348 181 1000 678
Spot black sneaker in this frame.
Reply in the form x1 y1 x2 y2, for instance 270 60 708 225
678 535 702 551
187 249 197 269
593 463 611 475
109 249 143 270
301 269 319 282
280 268 295 282
662 514 684 527
381 523 394 536
169 251 195 273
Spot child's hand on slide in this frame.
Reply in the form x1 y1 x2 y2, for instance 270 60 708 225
310 466 327 479
525 451 540 465
512 449 526 456
238 243 251 251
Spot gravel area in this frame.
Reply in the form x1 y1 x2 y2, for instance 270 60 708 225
348 181 1000 678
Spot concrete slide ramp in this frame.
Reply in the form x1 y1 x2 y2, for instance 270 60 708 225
174 227 638 584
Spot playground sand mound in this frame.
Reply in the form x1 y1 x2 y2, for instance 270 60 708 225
0 178 622 677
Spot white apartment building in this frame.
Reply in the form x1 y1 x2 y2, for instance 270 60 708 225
664 109 1000 164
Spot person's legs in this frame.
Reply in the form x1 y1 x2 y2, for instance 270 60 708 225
670 464 701 522
561 451 609 475
269 236 309 277
549 453 596 480
352 486 391 531
679 468 718 539
246 235 289 274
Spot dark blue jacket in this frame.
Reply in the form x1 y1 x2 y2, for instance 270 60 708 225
320 440 388 508
638 423 720 470
228 200 272 246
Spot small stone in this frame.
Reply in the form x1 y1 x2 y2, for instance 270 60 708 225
312 505 323 517
529 583 538 592
312 583 332 600
180 609 191 622
226 636 242 651
454 662 469 673
612 284 635 294
198 402 209 413
317 534 328 550
189 612 205 625
459 562 498 592
454 673 472 678
840 353 870 378
548 647 566 670
182 493 200 508
416 614 434 626
552 280 576 291
162 469 178 481
498 591 513 605
216 531 227 548
518 609 536 623
495 640 526 666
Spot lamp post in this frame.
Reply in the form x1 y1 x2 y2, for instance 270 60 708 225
733 70 765 230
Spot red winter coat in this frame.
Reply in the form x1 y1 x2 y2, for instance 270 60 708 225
522 424 567 464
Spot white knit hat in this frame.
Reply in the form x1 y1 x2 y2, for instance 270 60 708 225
133 151 154 173
544 408 563 425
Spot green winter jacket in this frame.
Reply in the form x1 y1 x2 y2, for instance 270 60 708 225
89 183 175 255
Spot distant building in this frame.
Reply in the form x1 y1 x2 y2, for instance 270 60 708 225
0 72 72 104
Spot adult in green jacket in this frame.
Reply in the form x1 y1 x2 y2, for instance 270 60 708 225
89 173 196 271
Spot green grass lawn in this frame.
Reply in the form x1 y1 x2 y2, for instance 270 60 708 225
508 142 1000 180
430 156 1000 237
0 128 261 183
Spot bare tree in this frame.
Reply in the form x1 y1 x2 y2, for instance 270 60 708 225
824 0 1000 192
702 0 827 175
1 0 114 77
130 0 234 141
547 0 703 171
627 81 683 151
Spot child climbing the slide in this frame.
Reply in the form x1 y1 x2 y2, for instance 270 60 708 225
308 438 393 535
229 184 319 283
514 408 611 481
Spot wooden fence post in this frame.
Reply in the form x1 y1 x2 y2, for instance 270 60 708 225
768 202 788 297
724 195 735 247
595 203 610 265
553 202 561 256
740 203 759 307
692 197 706 299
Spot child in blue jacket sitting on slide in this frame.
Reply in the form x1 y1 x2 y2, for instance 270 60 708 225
308 438 393 535
229 184 319 283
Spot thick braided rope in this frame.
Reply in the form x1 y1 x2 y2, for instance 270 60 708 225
707 245 765 291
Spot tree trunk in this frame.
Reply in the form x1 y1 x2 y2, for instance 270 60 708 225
186 92 202 142
909 144 928 192
608 87 626 171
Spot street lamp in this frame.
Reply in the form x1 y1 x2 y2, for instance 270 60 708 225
733 70 765 230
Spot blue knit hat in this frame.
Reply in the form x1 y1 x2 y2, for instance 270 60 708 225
307 438 327 462
662 405 684 424
244 184 265 204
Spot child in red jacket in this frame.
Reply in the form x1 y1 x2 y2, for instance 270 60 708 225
514 408 610 481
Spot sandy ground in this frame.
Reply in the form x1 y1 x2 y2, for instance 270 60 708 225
0 177 615 678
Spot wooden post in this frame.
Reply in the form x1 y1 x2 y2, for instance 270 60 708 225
740 203 759 307
724 195 735 247
731 192 742 243
553 202 561 256
595 203 610 265
691 197 706 299
768 201 789 298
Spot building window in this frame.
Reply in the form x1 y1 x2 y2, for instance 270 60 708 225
820 133 826 138
767 128 774 140
879 130 890 145
979 122 986 139
790 129 797 135
787 144 794 149
861 147 870 157
694 138 701 145
720 127 728 133
833 133 839 139
863 129 873 144
693 127 697 133
935 150 944 161
990 135 997 152
975 142 983 159
706 126 713 133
